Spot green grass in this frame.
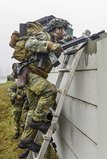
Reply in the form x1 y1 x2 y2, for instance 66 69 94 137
0 81 23 159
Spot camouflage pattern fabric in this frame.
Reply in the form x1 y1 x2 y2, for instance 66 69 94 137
27 73 57 121
46 18 70 32
27 22 43 36
21 72 57 140
8 84 27 132
25 32 51 53
12 37 29 61
25 31 62 78
9 31 20 48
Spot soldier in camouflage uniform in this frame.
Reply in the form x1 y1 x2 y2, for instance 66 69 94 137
8 83 28 139
17 18 71 153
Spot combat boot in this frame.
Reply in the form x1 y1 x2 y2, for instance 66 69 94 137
19 150 29 158
13 130 20 139
28 118 51 134
18 139 41 153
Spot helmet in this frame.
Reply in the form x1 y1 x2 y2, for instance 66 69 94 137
47 18 70 32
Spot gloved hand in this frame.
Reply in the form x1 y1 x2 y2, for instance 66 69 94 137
48 42 63 53
63 35 76 42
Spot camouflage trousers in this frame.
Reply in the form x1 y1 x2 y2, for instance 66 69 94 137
21 73 57 140
12 100 28 132
12 102 23 132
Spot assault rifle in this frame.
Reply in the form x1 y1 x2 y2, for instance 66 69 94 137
62 30 105 55
15 53 60 75
16 30 105 75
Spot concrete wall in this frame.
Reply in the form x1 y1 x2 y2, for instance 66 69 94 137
47 34 107 159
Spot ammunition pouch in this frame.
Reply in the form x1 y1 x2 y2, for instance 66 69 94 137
49 52 60 67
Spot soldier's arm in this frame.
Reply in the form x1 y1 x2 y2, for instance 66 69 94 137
25 32 62 54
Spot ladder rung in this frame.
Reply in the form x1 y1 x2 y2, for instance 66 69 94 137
58 68 71 72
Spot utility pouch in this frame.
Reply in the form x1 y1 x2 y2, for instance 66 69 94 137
49 52 60 67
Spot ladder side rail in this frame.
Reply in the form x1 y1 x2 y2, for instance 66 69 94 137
56 45 80 88
55 45 86 115
56 43 84 89
27 43 85 159
55 54 70 88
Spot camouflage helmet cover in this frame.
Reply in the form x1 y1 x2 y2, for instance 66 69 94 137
47 18 71 32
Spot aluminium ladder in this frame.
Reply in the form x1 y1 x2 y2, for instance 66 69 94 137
27 41 86 159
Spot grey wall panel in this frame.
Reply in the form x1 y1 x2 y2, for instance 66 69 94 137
61 96 97 143
48 72 58 84
55 116 97 159
59 70 97 105
67 53 97 71
48 36 107 159
97 38 107 159
48 69 97 105
76 53 97 71
53 133 78 159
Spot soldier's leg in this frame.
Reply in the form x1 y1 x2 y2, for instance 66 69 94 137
19 74 57 152
29 81 57 133
18 89 41 152
12 104 23 139
20 100 29 131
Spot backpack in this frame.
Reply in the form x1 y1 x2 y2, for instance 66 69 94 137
11 22 43 62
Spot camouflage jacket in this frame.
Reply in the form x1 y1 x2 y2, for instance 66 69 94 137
25 31 62 78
